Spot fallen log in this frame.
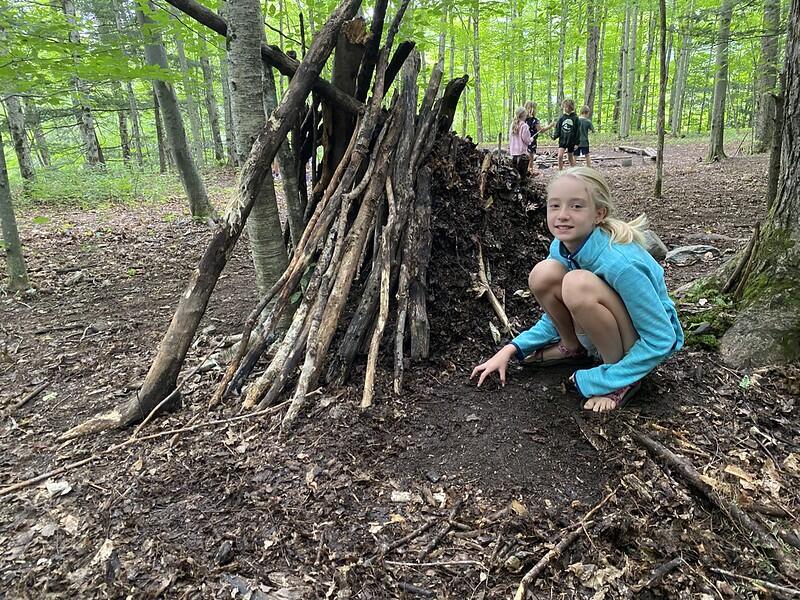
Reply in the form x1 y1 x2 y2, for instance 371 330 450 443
60 0 364 440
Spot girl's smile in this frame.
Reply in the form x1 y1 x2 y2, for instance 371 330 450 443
547 176 606 252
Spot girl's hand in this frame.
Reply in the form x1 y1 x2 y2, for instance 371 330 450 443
470 345 516 387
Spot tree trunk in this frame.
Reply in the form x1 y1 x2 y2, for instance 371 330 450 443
584 0 600 116
153 86 168 173
354 0 388 102
116 86 132 164
162 0 365 116
3 96 35 181
112 0 145 166
620 2 637 138
23 98 51 167
721 0 800 367
228 0 288 297
61 0 363 440
753 0 780 153
669 29 690 135
174 30 206 165
765 76 784 210
654 0 667 198
472 0 483 144
557 0 567 106
63 0 104 166
613 19 625 133
0 131 29 291
126 83 144 165
318 18 368 198
596 19 605 127
263 62 305 247
219 57 237 167
706 0 734 161
200 45 225 162
138 3 213 218
635 10 655 131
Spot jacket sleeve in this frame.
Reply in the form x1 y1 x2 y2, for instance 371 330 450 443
552 116 562 140
574 264 679 396
521 124 532 146
510 313 560 360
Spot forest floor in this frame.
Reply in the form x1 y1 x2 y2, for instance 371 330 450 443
2 140 799 599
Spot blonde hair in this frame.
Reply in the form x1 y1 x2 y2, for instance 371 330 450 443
580 105 591 116
524 101 537 116
549 167 648 246
511 106 528 134
562 98 576 113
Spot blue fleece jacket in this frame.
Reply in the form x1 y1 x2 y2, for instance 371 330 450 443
510 227 684 397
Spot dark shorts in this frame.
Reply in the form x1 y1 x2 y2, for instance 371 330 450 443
575 146 590 156
558 143 577 152
528 142 537 154
512 154 529 178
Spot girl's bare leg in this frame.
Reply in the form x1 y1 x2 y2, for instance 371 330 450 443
561 270 638 410
529 260 580 359
568 151 577 167
557 147 565 170
585 153 592 167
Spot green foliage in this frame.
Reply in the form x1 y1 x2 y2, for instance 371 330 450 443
13 165 183 209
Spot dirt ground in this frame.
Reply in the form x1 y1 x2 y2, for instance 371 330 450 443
2 141 799 599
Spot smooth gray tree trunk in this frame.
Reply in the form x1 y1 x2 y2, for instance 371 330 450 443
200 40 225 162
138 4 213 218
126 83 144 165
635 11 655 131
0 131 29 291
584 0 600 116
218 0 237 166
472 0 483 143
753 0 781 153
227 0 288 295
707 0 735 162
557 0 567 106
262 63 304 247
669 29 691 135
23 98 50 167
63 0 104 166
3 96 35 181
174 30 205 165
153 86 168 173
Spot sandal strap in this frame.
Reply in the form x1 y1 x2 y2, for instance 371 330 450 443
557 342 586 358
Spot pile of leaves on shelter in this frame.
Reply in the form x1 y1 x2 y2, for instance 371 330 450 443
423 133 550 361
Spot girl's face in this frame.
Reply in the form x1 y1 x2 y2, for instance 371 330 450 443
546 176 607 252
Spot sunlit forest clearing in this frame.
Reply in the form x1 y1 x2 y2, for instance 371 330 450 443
2 0 800 597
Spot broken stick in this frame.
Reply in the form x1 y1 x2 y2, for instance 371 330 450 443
632 429 800 581
475 241 514 334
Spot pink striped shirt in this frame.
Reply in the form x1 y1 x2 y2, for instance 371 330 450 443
509 121 532 156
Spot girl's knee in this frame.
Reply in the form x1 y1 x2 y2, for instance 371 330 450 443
528 259 566 294
561 270 601 308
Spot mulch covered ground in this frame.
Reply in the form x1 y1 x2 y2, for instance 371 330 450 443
1 139 799 599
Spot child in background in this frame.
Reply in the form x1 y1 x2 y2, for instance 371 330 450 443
471 167 683 412
577 105 595 167
524 101 553 174
552 98 580 170
509 107 531 178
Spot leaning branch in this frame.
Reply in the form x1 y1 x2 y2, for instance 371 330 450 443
162 0 365 115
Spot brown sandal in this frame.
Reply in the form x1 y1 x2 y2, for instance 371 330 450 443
522 342 589 367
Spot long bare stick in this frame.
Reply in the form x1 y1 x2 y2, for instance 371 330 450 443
362 177 396 408
632 429 800 581
476 241 514 334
